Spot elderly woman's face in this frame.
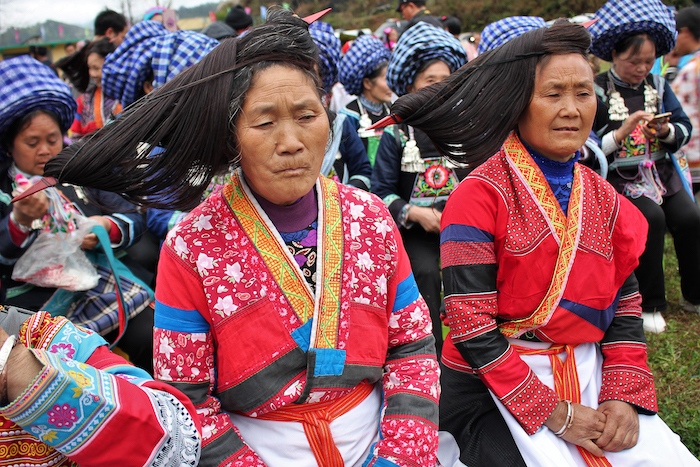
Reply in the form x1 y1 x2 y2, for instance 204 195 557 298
10 112 63 176
612 37 656 86
236 64 329 205
517 54 596 163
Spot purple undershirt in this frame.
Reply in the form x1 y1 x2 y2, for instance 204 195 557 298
251 187 318 233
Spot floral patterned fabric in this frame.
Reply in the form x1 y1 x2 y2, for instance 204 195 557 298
154 172 439 467
672 51 700 182
0 311 201 467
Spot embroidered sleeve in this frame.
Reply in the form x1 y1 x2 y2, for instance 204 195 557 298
599 274 657 413
364 225 440 467
371 130 408 223
1 313 202 467
155 247 267 467
440 178 559 435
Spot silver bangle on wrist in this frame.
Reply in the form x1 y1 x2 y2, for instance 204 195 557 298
553 400 574 438
9 212 32 233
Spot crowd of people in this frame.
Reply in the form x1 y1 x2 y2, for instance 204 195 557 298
0 0 699 465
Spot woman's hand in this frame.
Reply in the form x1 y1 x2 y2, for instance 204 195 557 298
642 116 671 141
0 327 43 405
407 206 442 234
11 192 48 228
594 400 639 452
81 215 112 250
545 401 607 457
615 110 653 144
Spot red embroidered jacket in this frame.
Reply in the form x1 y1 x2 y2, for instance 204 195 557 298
440 138 656 435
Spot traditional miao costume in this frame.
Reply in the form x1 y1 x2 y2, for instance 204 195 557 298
102 20 219 107
339 35 393 168
0 309 200 467
311 22 373 191
154 171 439 467
69 84 122 140
589 0 700 325
440 132 700 466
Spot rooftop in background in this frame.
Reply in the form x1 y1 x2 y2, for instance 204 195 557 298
0 20 91 52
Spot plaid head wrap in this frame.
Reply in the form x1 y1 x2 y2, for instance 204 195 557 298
339 35 392 96
478 16 547 54
309 21 341 94
386 22 467 97
0 56 76 149
102 20 219 107
589 0 676 62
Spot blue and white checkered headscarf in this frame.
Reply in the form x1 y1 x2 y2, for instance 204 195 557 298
339 35 392 96
309 21 341 94
386 22 467 97
0 55 77 146
589 0 676 62
478 16 547 54
103 20 219 107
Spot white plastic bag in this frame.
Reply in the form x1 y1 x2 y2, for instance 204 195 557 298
12 216 99 291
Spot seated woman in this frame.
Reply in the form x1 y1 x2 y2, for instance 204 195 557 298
339 34 393 167
0 56 153 371
32 10 440 467
589 0 698 333
0 306 200 466
55 38 122 140
372 18 700 467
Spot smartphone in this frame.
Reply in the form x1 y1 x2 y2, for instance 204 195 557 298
650 112 672 121
162 9 178 32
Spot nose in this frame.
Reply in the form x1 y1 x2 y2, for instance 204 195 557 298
36 140 53 156
275 120 304 155
560 95 579 117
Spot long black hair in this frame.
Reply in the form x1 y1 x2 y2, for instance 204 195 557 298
389 20 591 168
44 9 322 210
55 38 116 94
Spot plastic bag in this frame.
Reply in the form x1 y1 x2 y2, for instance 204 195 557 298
12 214 100 292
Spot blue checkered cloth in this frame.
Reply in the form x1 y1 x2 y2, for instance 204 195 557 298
0 55 76 143
309 21 341 94
589 0 676 62
386 22 467 97
339 35 392 96
103 20 219 107
478 16 547 54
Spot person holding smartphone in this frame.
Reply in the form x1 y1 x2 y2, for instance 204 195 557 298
590 0 700 333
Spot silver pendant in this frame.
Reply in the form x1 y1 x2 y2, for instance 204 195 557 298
401 140 424 173
608 91 629 121
644 84 659 114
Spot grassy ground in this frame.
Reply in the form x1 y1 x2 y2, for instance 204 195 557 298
645 234 700 458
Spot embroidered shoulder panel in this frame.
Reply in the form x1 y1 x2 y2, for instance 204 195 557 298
577 166 619 260
469 153 551 254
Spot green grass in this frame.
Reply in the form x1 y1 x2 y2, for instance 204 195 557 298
645 234 700 458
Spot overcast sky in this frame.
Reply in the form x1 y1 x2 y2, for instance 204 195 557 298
1 0 212 31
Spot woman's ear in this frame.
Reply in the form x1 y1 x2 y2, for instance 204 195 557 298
143 80 154 95
362 76 373 92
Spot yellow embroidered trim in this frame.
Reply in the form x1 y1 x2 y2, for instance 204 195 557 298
314 178 343 349
224 172 315 324
499 134 583 337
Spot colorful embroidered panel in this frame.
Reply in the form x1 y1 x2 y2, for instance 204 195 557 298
499 134 583 338
223 173 344 350
224 172 315 325
315 177 343 350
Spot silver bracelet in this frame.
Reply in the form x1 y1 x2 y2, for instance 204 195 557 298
553 400 574 437
9 212 32 233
